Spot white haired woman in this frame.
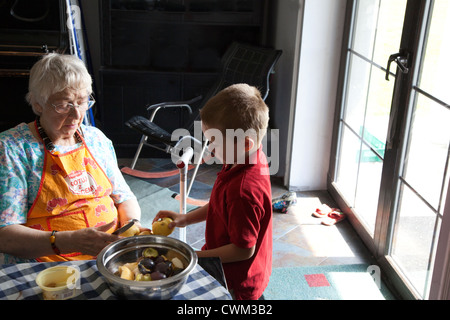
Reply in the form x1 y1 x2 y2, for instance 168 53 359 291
0 53 143 263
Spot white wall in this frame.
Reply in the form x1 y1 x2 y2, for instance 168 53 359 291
286 0 347 191
268 0 305 178
79 0 101 89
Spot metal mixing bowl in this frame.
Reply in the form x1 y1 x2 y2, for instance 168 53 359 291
96 235 197 299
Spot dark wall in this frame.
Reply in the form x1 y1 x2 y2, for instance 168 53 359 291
97 0 270 157
0 0 67 132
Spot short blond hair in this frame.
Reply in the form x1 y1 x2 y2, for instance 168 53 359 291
200 84 269 144
26 53 92 115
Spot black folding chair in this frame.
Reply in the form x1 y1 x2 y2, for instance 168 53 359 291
124 42 282 195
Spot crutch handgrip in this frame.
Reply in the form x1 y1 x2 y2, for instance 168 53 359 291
176 147 194 169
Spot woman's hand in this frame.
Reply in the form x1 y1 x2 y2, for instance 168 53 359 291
0 221 120 259
58 220 120 256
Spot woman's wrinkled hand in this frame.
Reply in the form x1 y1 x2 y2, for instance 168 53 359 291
59 220 120 256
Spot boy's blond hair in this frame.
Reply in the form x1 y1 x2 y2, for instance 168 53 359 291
199 83 269 144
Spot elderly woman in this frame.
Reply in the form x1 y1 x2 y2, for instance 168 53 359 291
0 53 142 263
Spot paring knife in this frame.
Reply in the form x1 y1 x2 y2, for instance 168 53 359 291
112 219 139 235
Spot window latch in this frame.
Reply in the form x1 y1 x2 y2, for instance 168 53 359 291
385 52 410 81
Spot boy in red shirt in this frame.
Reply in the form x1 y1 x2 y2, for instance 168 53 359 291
155 84 273 300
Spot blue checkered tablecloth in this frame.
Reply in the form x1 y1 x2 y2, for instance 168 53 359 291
0 260 231 300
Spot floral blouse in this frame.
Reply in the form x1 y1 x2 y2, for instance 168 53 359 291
0 123 136 263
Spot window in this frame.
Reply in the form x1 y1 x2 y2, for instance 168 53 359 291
330 0 450 299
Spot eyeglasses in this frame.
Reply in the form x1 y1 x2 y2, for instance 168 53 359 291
50 95 96 114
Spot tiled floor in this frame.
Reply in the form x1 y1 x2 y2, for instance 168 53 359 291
118 157 375 268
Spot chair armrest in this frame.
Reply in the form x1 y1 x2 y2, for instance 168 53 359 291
146 95 203 121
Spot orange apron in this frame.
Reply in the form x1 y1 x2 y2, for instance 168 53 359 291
26 122 118 262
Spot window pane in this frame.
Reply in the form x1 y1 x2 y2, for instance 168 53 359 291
343 61 393 156
354 150 383 232
342 55 370 131
352 0 407 67
352 0 379 58
403 94 450 209
336 126 360 206
391 184 441 297
372 0 408 67
418 0 450 103
364 67 394 153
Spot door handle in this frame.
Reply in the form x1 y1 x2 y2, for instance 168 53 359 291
385 52 410 81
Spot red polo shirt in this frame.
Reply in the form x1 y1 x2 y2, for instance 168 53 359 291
202 148 273 300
